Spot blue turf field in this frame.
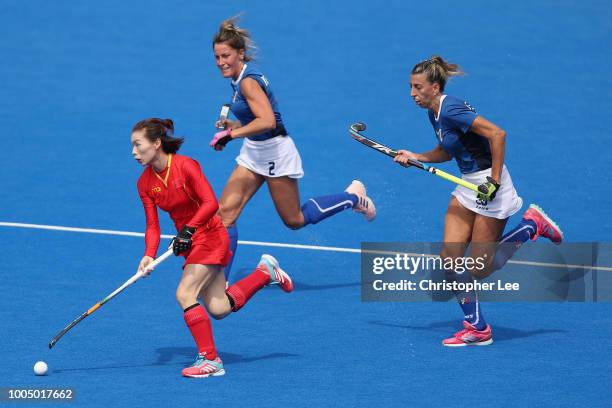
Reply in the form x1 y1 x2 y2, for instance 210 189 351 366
1 1 611 407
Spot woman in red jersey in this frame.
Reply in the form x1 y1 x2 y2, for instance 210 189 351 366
132 118 293 378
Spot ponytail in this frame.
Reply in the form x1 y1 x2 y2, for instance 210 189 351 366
411 55 464 91
212 15 256 61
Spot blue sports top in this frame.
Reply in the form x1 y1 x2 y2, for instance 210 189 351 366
428 95 492 174
229 63 287 141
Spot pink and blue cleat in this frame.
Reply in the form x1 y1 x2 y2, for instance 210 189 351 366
443 321 493 347
522 204 564 244
182 353 225 378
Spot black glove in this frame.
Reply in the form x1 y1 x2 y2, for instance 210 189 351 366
476 176 500 201
173 225 196 256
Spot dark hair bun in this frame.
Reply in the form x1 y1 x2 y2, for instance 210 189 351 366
160 118 174 132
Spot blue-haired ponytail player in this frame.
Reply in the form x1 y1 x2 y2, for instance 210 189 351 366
394 56 563 347
208 17 375 280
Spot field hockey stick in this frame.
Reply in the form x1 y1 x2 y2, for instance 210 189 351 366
349 122 480 194
48 246 174 349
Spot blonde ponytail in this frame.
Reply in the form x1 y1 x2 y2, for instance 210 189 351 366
212 16 256 61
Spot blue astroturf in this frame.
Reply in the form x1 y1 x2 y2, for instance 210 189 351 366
1 1 611 407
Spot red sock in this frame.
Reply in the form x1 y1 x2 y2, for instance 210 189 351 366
183 304 217 360
226 266 270 311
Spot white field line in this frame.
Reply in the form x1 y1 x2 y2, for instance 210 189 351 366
1 222 610 272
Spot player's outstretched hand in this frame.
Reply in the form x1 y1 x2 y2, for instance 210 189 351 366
138 256 155 278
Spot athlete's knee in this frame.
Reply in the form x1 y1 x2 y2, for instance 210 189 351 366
284 218 304 230
280 213 305 230
472 256 495 279
175 287 196 309
283 217 304 230
208 307 230 320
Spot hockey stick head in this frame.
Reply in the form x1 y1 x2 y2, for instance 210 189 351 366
348 123 399 158
350 122 367 132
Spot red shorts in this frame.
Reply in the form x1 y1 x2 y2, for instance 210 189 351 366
182 220 232 268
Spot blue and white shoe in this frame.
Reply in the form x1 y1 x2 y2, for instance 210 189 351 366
182 353 225 378
259 254 293 293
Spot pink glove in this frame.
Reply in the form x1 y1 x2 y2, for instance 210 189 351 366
209 129 233 148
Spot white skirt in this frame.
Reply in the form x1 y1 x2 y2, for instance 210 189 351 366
451 164 523 219
235 135 304 178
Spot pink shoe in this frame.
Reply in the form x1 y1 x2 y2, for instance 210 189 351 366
345 180 376 221
182 353 225 378
522 204 564 244
443 321 493 347
259 254 293 293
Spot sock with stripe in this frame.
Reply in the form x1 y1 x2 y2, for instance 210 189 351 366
493 219 537 271
445 268 487 330
183 304 218 359
225 265 270 311
301 192 358 226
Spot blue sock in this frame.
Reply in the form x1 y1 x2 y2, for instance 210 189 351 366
501 219 537 243
224 225 238 281
445 268 486 330
301 192 358 226
493 219 537 271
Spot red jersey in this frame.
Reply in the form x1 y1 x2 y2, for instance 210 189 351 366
137 154 224 258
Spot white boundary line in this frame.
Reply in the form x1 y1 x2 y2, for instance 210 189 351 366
1 221 611 271
0 222 362 253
